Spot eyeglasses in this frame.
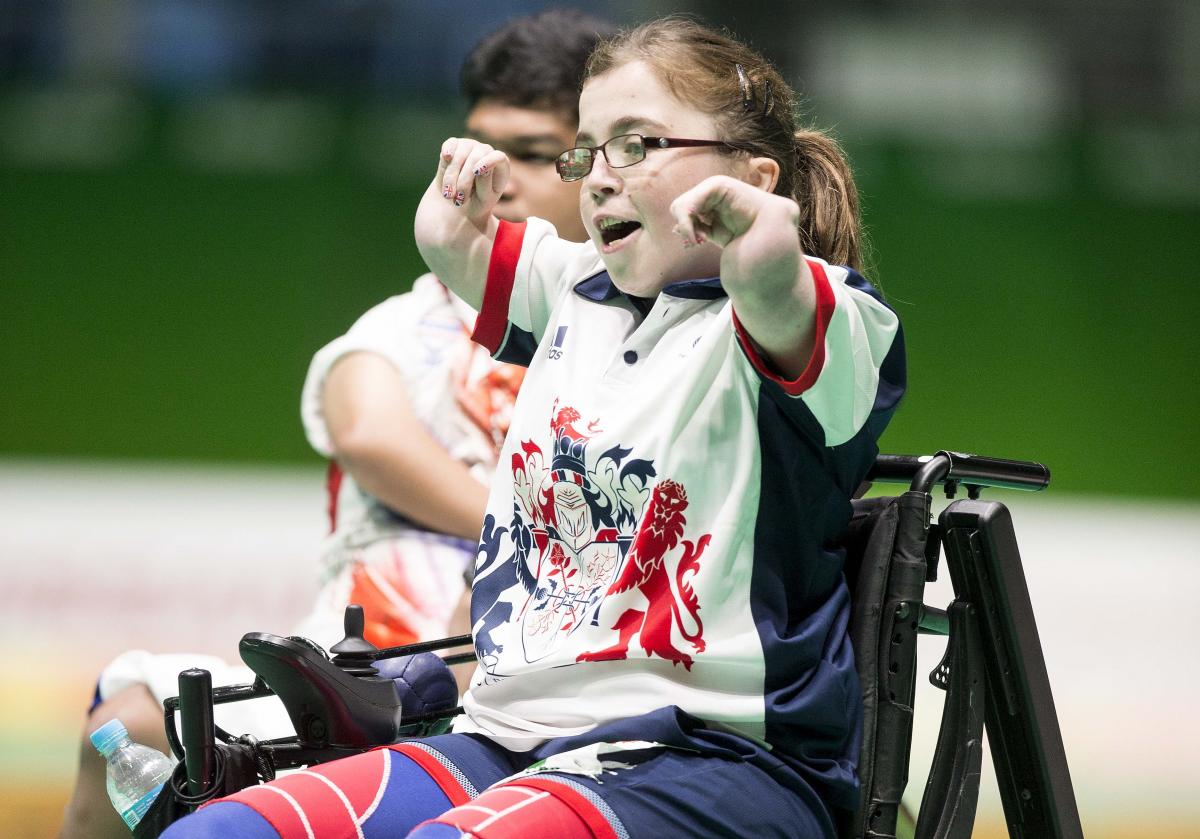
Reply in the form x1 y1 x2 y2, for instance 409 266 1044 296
555 134 737 182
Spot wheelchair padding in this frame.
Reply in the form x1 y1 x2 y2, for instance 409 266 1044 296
840 492 930 839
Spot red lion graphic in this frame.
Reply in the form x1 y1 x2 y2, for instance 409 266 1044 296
577 479 711 670
551 404 585 438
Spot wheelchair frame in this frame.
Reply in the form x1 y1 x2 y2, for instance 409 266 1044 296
162 451 1083 839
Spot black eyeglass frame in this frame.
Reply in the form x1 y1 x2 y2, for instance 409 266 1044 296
555 134 738 182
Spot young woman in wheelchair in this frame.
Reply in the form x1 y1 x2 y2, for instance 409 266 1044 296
163 17 905 839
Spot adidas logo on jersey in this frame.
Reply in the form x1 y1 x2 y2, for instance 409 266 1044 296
548 325 568 360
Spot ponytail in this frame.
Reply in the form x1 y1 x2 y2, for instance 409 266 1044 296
792 129 862 272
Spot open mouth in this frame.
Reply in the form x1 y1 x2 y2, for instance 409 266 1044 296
598 219 642 247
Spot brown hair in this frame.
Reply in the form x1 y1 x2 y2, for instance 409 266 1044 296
584 18 864 271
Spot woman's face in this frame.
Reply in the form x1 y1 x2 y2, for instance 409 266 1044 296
576 61 744 297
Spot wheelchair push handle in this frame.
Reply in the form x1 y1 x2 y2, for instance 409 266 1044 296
870 452 1051 494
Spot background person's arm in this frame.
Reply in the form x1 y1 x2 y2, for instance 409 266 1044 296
322 351 489 543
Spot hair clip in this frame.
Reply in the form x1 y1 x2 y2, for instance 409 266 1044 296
737 63 774 116
736 63 754 112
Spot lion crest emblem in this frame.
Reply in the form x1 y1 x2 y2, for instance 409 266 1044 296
471 402 711 677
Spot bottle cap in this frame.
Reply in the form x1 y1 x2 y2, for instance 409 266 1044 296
89 719 129 757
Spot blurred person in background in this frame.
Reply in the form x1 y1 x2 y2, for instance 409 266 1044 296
56 10 615 839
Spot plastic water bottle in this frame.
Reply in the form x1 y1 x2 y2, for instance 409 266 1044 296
90 718 174 830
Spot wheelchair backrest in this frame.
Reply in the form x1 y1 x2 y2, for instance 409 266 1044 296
837 460 1081 839
839 494 926 839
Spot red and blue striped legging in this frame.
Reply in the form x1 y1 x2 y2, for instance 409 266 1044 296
160 731 831 839
161 738 624 839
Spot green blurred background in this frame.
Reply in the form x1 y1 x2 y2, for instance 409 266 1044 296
2 3 1198 837
3 2 1197 498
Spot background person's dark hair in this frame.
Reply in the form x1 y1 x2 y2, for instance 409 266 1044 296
460 9 618 123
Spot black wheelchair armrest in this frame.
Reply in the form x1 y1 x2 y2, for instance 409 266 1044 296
238 632 406 749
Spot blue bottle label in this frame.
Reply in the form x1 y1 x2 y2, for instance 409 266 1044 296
120 782 165 829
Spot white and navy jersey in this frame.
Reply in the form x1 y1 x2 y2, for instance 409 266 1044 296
457 218 905 810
